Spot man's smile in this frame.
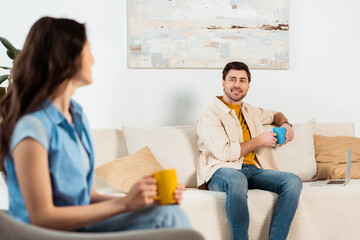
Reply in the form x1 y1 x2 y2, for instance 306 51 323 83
231 88 242 94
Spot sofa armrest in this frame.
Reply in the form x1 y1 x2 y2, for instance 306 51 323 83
0 210 204 240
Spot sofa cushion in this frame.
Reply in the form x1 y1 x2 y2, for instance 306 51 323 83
122 126 199 188
313 134 360 180
95 146 163 193
0 172 8 210
313 122 354 137
264 119 317 181
181 180 360 240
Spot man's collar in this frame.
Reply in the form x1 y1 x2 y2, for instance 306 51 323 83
213 96 246 114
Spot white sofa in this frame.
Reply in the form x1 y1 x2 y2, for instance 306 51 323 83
92 122 360 240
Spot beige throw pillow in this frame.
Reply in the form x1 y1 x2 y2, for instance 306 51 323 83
264 119 317 181
313 135 360 180
95 146 163 193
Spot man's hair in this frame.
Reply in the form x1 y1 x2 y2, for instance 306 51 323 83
222 61 251 82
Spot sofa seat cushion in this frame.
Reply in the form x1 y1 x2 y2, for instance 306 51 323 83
180 180 360 240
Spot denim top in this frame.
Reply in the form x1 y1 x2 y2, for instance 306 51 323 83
4 99 94 223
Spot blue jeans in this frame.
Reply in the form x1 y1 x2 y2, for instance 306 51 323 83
208 165 302 240
79 204 192 232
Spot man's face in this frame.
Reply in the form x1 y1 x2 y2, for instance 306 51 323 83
222 69 250 105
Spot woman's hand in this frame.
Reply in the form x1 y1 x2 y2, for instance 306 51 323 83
123 176 157 211
174 184 185 205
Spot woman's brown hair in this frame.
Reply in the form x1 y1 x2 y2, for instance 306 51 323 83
0 17 87 171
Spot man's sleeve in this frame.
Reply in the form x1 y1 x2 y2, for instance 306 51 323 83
197 114 241 162
252 107 278 125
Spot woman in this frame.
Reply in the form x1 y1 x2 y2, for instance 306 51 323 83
0 17 191 232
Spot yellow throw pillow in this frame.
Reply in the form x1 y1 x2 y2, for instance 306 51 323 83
95 146 164 193
313 135 360 180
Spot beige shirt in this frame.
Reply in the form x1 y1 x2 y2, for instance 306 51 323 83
196 97 280 187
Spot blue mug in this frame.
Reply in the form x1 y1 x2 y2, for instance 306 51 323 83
272 127 286 144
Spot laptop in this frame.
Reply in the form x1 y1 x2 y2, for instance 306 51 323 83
311 149 352 186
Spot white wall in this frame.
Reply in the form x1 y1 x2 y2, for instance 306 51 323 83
1 0 359 136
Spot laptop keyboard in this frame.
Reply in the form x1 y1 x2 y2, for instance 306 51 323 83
328 180 345 184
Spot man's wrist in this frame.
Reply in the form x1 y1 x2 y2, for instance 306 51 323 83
281 121 292 127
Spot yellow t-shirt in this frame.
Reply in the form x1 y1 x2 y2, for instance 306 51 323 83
221 99 256 165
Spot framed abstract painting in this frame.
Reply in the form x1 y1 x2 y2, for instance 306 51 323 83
128 0 289 69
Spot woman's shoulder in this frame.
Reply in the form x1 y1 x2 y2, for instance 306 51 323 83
11 114 50 152
16 114 44 128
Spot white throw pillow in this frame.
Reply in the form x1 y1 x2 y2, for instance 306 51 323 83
264 119 317 181
0 172 9 210
122 126 199 188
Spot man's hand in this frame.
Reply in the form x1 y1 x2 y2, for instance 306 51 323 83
256 131 277 148
281 123 294 144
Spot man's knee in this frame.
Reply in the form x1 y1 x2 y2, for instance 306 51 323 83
228 174 248 195
210 168 248 193
284 173 303 196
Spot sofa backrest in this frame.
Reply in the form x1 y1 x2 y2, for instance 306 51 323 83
91 122 354 188
313 122 354 137
91 129 129 168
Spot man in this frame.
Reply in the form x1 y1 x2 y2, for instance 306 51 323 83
196 62 302 240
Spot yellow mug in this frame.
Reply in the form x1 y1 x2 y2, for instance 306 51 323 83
153 168 178 205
